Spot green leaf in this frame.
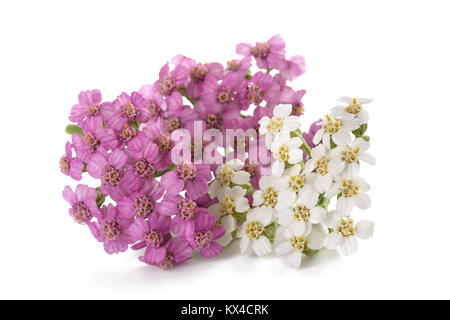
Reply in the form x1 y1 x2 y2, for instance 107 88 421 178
352 123 368 138
95 187 106 208
245 70 252 80
362 135 370 141
304 248 320 257
65 124 83 136
262 220 279 243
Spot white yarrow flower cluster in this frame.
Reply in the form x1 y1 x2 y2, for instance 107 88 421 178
207 97 376 268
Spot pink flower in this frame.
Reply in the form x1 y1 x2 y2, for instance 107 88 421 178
162 105 199 134
225 56 252 77
201 73 239 114
237 71 281 110
139 236 193 269
116 123 148 153
237 35 286 70
69 89 108 132
128 214 171 252
155 62 189 111
279 55 306 82
87 204 133 254
143 123 174 171
72 125 118 163
62 184 100 223
60 141 84 180
116 179 164 220
186 212 225 259
119 142 159 193
303 119 323 149
102 92 149 130
161 163 211 200
139 84 165 122
173 56 224 99
86 148 128 200
159 195 209 236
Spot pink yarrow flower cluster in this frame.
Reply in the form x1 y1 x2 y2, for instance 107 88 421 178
60 35 309 269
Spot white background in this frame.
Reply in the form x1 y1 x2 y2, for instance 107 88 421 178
1 0 449 299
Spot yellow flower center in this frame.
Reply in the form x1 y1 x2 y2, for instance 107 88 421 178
344 97 362 114
340 179 360 197
293 204 310 221
276 144 289 162
323 114 342 134
337 217 356 237
288 174 305 193
220 194 236 216
289 236 307 252
316 156 329 175
341 146 360 163
262 187 278 208
217 164 234 186
266 116 284 133
245 221 264 240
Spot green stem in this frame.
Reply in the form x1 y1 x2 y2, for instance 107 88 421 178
152 164 176 178
178 88 196 106
290 129 312 158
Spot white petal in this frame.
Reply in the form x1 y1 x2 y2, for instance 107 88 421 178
253 236 272 256
352 137 370 151
357 177 371 192
289 220 306 236
332 130 350 146
345 162 360 180
221 215 236 233
240 236 250 253
259 175 277 190
283 116 301 131
271 160 285 177
252 191 264 206
354 193 371 210
311 144 326 159
312 129 324 145
227 158 245 170
324 232 343 250
231 171 250 185
356 220 375 240
234 197 249 213
277 189 296 207
278 209 295 226
359 152 376 165
323 211 340 228
208 180 220 199
328 158 346 176
322 133 331 148
340 236 359 256
358 109 369 123
285 252 302 268
307 231 324 250
273 104 292 118
288 149 303 164
298 186 319 208
209 203 221 217
324 183 340 197
253 207 273 226
310 206 326 224
336 196 354 216
230 185 246 198
315 174 332 193
216 234 232 247
275 241 293 256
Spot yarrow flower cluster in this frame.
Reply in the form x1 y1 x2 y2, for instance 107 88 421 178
60 35 375 270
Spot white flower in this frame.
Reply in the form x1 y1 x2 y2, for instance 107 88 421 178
323 212 374 256
209 186 250 247
270 132 304 176
328 138 376 179
325 177 371 216
238 207 274 256
331 96 372 124
208 159 251 199
259 104 301 148
276 227 324 268
304 144 334 193
281 164 319 205
313 114 360 148
278 195 327 236
252 175 295 216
